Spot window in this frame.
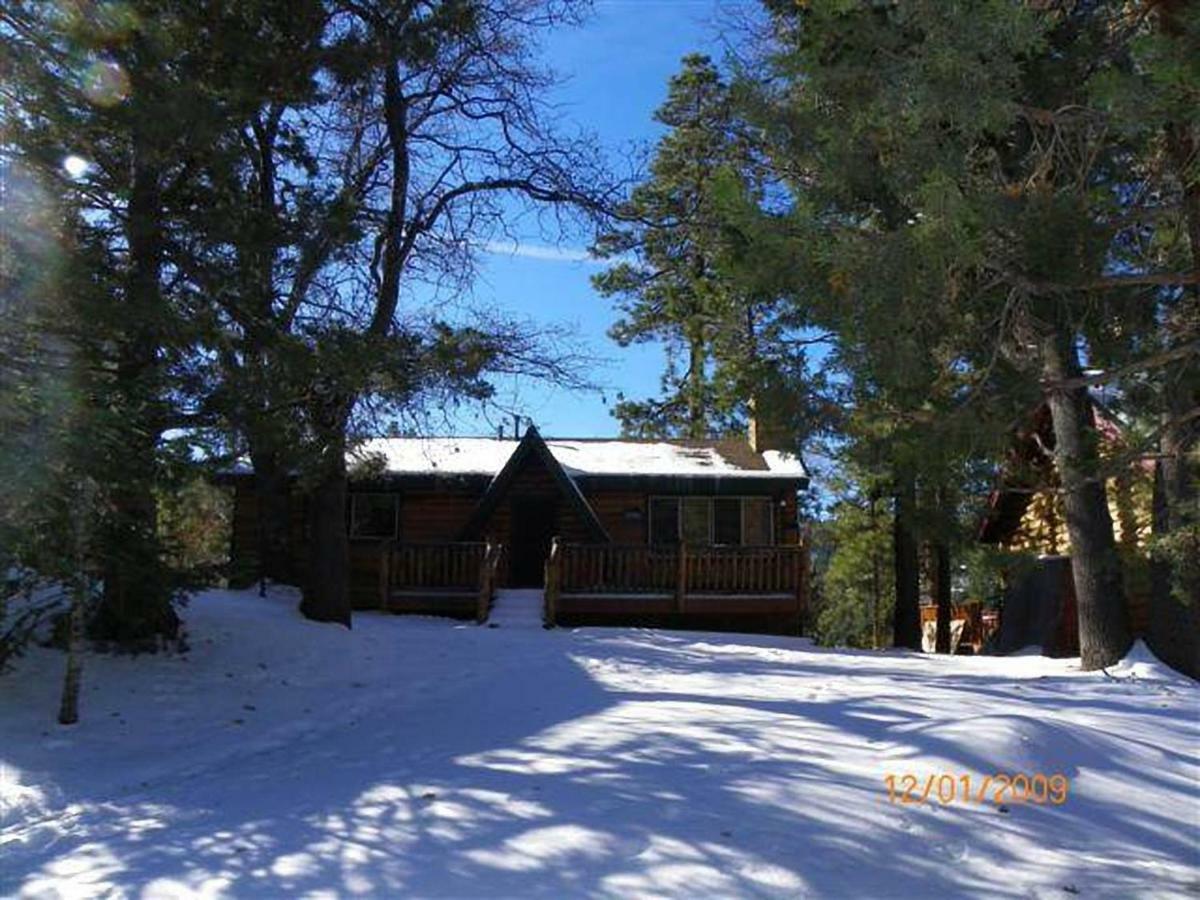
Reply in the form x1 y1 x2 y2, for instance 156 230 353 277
348 493 399 539
648 496 775 546
742 497 772 546
713 498 741 545
650 497 680 545
682 498 710 544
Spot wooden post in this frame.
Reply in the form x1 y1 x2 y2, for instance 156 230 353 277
544 537 561 628
676 542 688 614
476 542 494 624
795 530 811 636
379 540 391 612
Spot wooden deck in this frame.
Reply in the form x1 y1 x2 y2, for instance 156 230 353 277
358 538 809 634
363 541 502 622
544 540 810 635
919 602 1001 654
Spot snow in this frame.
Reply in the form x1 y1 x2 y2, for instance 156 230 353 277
760 449 808 476
544 440 803 479
2 589 1197 898
353 437 809 480
356 437 516 475
488 589 546 630
1106 639 1179 682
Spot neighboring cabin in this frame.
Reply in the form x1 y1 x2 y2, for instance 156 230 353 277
227 426 811 635
978 403 1155 655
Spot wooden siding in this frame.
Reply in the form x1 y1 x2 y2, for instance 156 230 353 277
228 473 805 625
584 490 645 545
400 491 480 543
472 451 594 584
478 459 591 543
228 482 306 588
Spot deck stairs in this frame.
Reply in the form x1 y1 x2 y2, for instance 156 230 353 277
487 589 544 628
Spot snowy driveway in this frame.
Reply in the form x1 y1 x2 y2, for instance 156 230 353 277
2 589 1197 898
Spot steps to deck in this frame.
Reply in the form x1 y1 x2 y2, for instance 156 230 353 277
488 589 545 629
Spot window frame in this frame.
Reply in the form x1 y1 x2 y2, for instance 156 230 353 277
347 491 401 541
740 496 775 547
647 495 775 547
648 496 681 547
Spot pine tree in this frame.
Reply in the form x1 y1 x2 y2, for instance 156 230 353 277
1 1 300 645
814 474 895 649
1091 0 1200 676
593 55 794 439
736 0 1200 668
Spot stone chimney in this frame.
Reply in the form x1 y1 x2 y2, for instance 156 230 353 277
747 394 793 454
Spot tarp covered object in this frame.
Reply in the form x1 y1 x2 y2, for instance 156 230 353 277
994 556 1078 657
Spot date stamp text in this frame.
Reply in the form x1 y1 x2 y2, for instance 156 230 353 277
884 772 1069 806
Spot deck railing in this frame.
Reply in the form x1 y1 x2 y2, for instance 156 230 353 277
378 541 503 623
685 545 804 594
919 601 1000 654
558 543 681 594
545 539 809 627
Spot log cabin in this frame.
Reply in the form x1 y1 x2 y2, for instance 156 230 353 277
977 402 1154 654
227 426 812 634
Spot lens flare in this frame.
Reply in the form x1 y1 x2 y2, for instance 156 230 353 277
62 155 90 179
82 59 130 107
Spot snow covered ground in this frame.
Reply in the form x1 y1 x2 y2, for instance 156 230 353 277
1 588 1197 899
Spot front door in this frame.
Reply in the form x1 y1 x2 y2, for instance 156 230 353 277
510 497 558 587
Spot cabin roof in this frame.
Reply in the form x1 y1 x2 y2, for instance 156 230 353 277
977 397 1146 544
457 427 610 542
351 435 809 481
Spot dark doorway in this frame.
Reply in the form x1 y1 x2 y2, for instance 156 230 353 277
510 497 558 587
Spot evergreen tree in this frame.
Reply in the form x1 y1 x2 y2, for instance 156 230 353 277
1091 0 1200 676
813 477 894 649
593 55 807 440
2 1 328 645
2 1 208 646
735 0 1200 668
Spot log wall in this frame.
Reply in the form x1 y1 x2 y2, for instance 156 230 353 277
228 477 804 609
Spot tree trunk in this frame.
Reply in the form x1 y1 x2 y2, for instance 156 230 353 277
687 333 706 439
933 486 953 654
934 540 952 654
58 590 84 725
1148 76 1200 676
299 399 352 627
300 463 350 626
1149 459 1200 678
58 530 88 726
59 485 92 725
1040 326 1130 669
91 54 179 648
249 442 294 584
892 475 921 649
1148 293 1200 679
870 496 882 649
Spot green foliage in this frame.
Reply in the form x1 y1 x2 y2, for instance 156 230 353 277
1148 517 1200 605
715 0 1200 656
959 545 1036 608
157 479 233 583
812 493 893 648
0 0 295 645
593 54 813 440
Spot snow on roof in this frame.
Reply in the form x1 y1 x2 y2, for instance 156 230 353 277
356 438 517 476
353 437 809 480
761 449 809 477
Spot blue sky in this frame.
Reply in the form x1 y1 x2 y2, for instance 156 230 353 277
451 0 736 438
